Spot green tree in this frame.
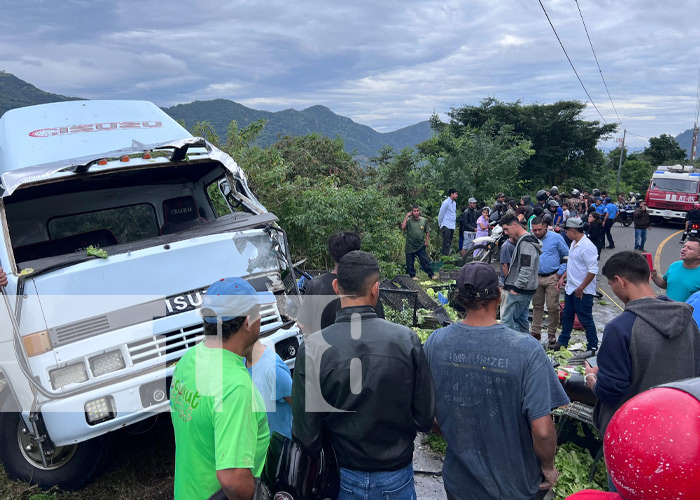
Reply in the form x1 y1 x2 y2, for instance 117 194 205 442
445 98 617 188
372 146 423 209
218 120 406 275
418 121 534 203
642 134 687 166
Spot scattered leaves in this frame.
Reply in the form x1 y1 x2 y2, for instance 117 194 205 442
86 245 108 259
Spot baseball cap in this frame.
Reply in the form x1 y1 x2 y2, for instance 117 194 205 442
564 217 584 229
200 277 275 323
457 262 500 299
468 197 477 203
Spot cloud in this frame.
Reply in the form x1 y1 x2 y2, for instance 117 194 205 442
1 0 699 146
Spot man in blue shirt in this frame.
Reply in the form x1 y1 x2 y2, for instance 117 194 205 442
530 218 568 344
438 188 458 255
602 198 618 249
594 197 605 214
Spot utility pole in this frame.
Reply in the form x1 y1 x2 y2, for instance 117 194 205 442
691 123 699 161
616 129 626 194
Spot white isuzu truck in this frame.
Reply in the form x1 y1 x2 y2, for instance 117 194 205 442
0 100 302 489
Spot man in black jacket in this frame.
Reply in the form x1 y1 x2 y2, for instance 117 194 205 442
297 231 384 335
460 197 479 255
292 251 435 498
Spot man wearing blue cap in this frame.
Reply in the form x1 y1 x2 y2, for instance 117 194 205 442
170 277 273 500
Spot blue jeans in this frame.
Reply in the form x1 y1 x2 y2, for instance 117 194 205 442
405 246 434 278
634 228 647 250
339 464 416 500
501 292 532 333
558 292 598 350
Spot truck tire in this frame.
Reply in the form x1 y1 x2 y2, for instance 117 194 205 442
0 397 110 490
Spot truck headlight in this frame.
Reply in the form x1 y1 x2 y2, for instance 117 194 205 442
49 363 88 390
85 396 116 425
89 350 125 377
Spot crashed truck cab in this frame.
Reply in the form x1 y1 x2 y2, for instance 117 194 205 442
0 100 303 489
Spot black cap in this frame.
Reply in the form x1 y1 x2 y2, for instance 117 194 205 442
457 262 500 299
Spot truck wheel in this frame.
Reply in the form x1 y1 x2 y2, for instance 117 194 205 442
0 401 110 490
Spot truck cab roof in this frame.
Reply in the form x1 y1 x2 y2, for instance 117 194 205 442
0 100 190 175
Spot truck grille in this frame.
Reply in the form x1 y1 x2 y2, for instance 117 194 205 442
53 316 111 346
126 302 283 365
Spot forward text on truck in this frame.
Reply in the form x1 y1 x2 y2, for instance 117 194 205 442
0 100 302 489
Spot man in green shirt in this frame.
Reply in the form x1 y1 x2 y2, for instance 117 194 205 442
401 204 437 281
170 278 272 500
651 238 700 301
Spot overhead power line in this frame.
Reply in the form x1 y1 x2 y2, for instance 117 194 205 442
574 0 623 127
537 0 609 124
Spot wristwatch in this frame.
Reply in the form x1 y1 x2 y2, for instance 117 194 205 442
585 373 597 384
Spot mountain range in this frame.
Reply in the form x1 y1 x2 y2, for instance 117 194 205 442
0 71 430 160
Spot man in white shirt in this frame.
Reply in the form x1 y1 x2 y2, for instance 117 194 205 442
438 188 458 256
554 217 599 351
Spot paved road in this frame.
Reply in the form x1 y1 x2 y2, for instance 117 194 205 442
595 220 685 310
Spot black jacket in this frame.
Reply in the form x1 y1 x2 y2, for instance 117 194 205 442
298 272 384 334
460 207 479 232
292 306 435 471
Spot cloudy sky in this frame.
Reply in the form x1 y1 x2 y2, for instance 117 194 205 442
2 0 700 148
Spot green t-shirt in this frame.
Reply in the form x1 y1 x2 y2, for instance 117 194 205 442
663 261 700 302
405 216 430 253
170 342 270 500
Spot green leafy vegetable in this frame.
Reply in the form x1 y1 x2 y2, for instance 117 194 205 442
552 442 607 499
86 245 108 259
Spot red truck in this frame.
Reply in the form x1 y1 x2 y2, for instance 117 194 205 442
645 165 700 224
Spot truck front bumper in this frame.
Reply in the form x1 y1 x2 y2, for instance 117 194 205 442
649 208 686 221
36 325 301 447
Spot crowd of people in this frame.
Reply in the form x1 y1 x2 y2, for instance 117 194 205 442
157 181 700 500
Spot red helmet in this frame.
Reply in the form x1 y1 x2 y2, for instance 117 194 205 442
604 378 700 499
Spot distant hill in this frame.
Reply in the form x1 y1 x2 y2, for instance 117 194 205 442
676 128 695 158
0 71 432 160
163 99 432 160
0 71 81 118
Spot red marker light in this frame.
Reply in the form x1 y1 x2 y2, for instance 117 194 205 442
142 151 152 159
120 155 130 162
97 159 107 166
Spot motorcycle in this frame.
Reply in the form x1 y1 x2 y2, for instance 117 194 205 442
462 223 507 265
690 222 700 238
615 202 635 227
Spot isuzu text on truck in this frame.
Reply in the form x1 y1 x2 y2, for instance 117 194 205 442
0 101 302 489
645 164 700 224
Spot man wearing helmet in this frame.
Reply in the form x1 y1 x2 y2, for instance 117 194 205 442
547 200 563 226
567 190 581 215
534 190 548 211
680 202 700 243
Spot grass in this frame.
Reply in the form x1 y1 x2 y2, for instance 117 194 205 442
0 416 175 500
422 433 447 455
